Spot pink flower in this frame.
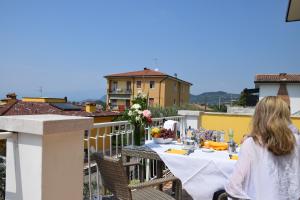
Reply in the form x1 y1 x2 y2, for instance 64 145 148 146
142 110 151 118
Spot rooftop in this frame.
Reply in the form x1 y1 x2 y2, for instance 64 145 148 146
255 73 300 83
105 67 193 85
0 100 119 117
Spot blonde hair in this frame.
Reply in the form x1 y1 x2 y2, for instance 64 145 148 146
251 96 295 156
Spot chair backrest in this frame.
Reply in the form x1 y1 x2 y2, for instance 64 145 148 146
93 153 132 200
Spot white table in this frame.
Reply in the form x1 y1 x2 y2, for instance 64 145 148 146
146 141 237 200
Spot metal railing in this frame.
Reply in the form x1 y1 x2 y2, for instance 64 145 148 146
109 89 132 94
84 115 186 200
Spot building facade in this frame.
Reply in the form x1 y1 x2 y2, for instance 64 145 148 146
255 73 300 114
104 68 192 110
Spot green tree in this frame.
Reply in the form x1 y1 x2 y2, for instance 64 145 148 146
210 104 227 112
236 88 248 107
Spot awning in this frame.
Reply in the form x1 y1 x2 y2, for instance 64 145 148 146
286 0 300 22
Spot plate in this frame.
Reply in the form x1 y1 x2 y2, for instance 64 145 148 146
202 148 214 153
153 138 173 144
173 141 183 145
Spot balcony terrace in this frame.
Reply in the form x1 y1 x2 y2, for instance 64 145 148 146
0 112 299 200
108 88 132 95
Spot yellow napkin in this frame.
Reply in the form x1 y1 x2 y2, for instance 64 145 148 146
203 141 228 151
229 154 238 160
165 149 188 155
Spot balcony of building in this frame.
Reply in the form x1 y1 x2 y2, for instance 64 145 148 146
0 112 299 200
108 88 132 95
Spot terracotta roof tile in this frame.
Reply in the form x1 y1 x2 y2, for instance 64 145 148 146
105 68 167 77
105 68 192 85
255 73 300 83
0 101 120 117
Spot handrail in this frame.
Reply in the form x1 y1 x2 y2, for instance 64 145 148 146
93 116 184 128
0 132 14 140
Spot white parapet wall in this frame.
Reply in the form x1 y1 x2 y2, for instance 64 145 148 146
226 106 255 114
178 110 201 130
0 114 93 200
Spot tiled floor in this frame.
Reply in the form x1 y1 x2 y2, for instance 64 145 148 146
100 183 193 200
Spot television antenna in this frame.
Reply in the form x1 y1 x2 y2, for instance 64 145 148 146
153 58 158 67
38 86 43 97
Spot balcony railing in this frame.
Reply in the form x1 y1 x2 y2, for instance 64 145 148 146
1 112 299 200
109 88 132 95
84 116 186 200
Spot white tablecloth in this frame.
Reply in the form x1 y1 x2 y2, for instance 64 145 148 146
146 141 237 200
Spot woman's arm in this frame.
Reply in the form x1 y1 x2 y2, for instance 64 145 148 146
225 138 253 200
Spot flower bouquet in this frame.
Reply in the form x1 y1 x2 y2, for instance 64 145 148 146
124 93 152 145
151 127 175 144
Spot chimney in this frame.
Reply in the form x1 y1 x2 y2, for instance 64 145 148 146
174 73 178 78
6 93 17 100
85 102 96 113
3 93 17 104
64 96 68 103
144 67 149 70
279 73 287 80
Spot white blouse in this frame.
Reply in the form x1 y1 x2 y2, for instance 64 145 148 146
225 126 300 200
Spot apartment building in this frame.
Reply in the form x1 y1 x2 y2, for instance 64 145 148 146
104 68 192 110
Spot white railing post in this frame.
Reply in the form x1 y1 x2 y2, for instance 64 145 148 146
87 130 92 200
91 116 186 184
0 114 93 200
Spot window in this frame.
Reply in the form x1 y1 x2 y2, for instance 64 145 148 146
137 81 141 88
173 99 176 105
150 81 155 89
111 99 117 107
126 100 131 108
126 81 131 92
112 81 118 91
149 98 154 106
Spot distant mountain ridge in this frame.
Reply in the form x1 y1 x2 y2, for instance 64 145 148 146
81 95 107 103
82 92 239 106
190 91 240 105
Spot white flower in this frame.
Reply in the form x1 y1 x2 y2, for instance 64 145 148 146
136 116 141 121
138 110 142 115
131 104 141 110
128 110 132 116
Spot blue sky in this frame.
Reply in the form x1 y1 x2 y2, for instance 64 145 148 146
0 1 299 101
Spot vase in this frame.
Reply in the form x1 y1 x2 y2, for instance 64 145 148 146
133 124 145 146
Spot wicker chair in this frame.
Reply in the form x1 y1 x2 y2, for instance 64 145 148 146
213 190 248 200
93 153 182 200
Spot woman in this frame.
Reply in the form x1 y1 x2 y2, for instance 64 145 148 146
225 96 300 200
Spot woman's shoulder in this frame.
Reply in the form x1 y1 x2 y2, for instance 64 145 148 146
243 136 255 146
289 124 300 135
289 124 300 144
240 137 257 154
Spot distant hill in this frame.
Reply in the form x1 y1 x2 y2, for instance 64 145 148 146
100 95 107 102
81 98 105 105
190 91 240 105
82 92 238 106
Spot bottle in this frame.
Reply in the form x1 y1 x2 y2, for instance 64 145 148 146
228 129 234 141
220 130 225 142
228 129 236 153
216 131 221 142
186 126 193 139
